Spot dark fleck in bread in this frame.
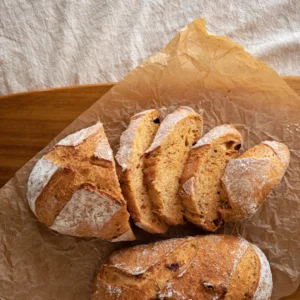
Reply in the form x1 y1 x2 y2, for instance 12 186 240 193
27 122 135 242
93 235 273 299
179 124 242 231
219 141 290 222
116 109 168 234
143 107 203 226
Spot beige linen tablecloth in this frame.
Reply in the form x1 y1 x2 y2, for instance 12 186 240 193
0 0 300 95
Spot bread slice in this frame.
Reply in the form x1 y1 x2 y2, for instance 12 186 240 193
116 109 168 234
27 122 135 242
219 141 290 222
143 106 203 226
93 235 273 300
179 124 242 231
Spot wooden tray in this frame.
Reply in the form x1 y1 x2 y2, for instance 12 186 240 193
0 77 300 299
1 77 300 188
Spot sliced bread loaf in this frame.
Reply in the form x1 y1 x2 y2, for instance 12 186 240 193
143 107 203 226
27 122 135 242
116 109 168 234
219 141 290 222
179 124 242 231
93 235 272 300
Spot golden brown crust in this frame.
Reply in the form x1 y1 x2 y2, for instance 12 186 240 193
93 235 272 299
27 122 135 241
35 167 78 226
144 107 203 225
93 278 144 300
219 141 290 222
179 125 242 232
225 246 260 299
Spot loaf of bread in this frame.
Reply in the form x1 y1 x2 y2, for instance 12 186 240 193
27 122 135 242
144 107 203 226
219 141 290 222
179 125 242 232
93 234 273 299
116 109 168 234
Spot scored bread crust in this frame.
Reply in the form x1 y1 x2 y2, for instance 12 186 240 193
50 186 132 240
143 106 203 226
116 109 168 234
179 124 243 232
93 235 273 300
219 141 290 222
27 122 135 242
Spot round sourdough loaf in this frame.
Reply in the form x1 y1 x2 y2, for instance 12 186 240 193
27 122 135 242
93 235 272 299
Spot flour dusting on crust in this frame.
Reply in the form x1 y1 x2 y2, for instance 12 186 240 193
57 122 101 147
158 282 185 299
115 111 152 171
221 158 275 220
229 238 249 279
27 157 61 215
262 141 290 168
132 109 156 120
105 284 122 298
146 106 197 153
51 187 121 237
94 138 113 161
193 124 241 148
109 238 188 275
181 177 195 197
252 245 273 299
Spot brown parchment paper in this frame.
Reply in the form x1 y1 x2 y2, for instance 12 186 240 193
1 19 300 300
